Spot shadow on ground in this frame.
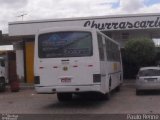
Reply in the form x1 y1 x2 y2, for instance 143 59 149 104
43 90 119 110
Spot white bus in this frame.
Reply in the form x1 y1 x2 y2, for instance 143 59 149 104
34 27 123 101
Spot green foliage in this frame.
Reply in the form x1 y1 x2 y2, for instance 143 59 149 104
125 37 156 67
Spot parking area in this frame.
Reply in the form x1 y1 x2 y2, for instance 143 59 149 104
0 80 160 114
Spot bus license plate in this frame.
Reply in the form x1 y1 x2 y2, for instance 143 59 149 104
61 78 71 83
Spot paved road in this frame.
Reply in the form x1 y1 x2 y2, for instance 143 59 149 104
0 82 160 114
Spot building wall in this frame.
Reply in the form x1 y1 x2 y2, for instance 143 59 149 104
16 50 24 82
9 13 160 83
9 13 160 36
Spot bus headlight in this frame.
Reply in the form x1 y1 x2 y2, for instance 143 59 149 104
93 74 101 83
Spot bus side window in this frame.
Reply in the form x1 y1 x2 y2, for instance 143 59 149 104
105 37 120 62
97 34 104 61
106 38 112 61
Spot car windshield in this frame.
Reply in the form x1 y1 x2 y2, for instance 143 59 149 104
38 31 93 58
139 69 160 76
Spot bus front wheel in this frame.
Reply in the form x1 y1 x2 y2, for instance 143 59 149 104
57 93 72 102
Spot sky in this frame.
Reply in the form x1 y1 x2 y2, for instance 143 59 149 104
1 0 160 33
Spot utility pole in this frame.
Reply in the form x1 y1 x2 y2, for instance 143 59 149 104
17 13 27 21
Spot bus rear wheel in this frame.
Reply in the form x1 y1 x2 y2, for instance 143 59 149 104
57 93 72 102
101 92 110 100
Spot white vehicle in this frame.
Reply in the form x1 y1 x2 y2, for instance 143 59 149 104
136 67 160 95
34 27 123 101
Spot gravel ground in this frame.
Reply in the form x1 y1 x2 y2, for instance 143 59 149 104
0 82 160 114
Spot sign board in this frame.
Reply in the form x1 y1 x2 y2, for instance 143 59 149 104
83 17 160 31
9 14 160 36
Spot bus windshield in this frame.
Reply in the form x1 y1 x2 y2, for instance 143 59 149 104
38 31 93 58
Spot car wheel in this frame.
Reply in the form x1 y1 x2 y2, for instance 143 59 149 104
57 93 72 102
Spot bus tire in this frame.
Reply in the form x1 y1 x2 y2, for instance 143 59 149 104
115 85 120 92
0 77 5 92
102 92 110 100
57 93 72 102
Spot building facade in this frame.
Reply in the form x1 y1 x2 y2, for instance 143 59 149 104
8 13 160 83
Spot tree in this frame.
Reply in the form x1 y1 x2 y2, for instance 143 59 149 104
123 37 156 78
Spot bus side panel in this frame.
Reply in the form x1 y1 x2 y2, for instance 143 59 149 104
98 32 123 93
99 58 122 93
99 61 110 94
107 61 122 90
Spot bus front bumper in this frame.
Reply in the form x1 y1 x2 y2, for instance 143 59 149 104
35 84 102 94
